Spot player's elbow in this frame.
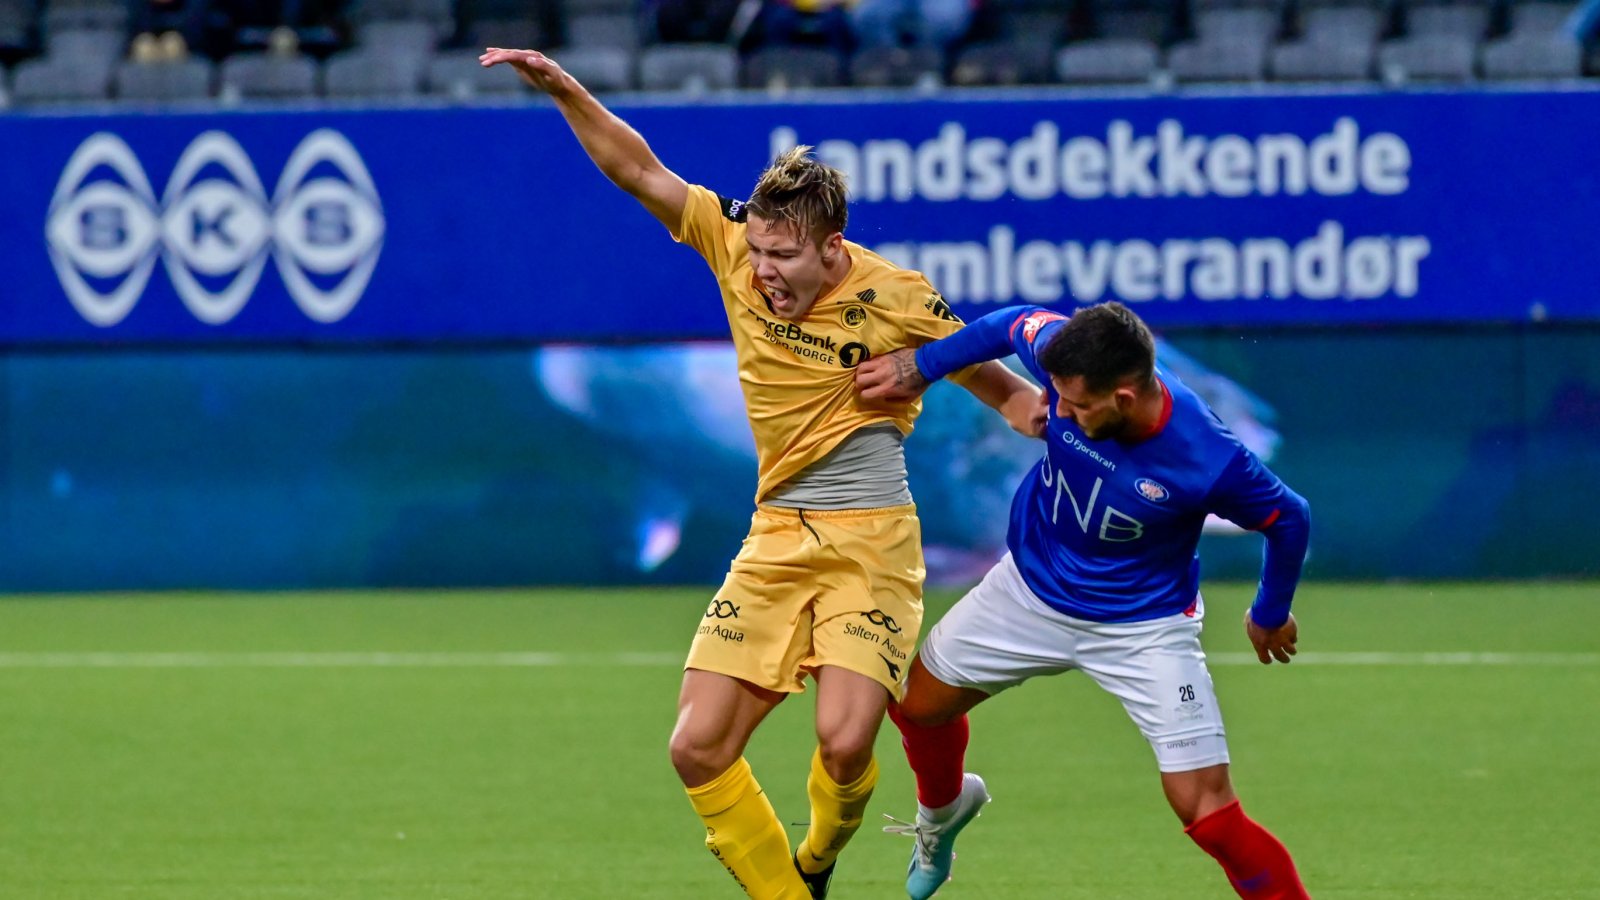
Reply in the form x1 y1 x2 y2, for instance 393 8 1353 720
1268 489 1312 546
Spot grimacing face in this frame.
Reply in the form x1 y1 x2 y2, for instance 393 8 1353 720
746 214 843 320
1050 373 1136 441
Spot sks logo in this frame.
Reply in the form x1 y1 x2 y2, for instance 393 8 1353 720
46 130 384 328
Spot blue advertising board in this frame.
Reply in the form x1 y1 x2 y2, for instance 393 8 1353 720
3 88 1598 346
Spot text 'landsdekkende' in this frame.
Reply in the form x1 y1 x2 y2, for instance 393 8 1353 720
769 118 1430 305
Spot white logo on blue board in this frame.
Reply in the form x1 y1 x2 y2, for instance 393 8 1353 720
1135 478 1170 503
46 129 385 328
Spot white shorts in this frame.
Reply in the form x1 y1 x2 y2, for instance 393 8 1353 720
920 553 1230 773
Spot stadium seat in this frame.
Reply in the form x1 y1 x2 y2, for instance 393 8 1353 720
468 17 545 50
1167 36 1270 81
47 27 125 79
1189 0 1282 7
1096 7 1173 44
1054 38 1160 84
355 19 439 54
992 8 1069 44
637 43 737 92
554 44 635 92
1270 38 1373 79
323 49 425 97
1298 5 1388 46
849 45 944 88
949 37 1056 86
1378 33 1477 81
1193 7 1283 43
1405 3 1490 39
41 0 126 31
427 49 530 97
115 58 214 101
742 45 842 90
0 0 36 56
349 0 454 33
219 52 321 99
1480 34 1583 78
1506 1 1578 38
562 0 636 15
565 12 640 49
11 58 111 103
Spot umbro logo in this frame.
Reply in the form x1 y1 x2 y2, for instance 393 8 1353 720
704 599 740 619
855 288 877 304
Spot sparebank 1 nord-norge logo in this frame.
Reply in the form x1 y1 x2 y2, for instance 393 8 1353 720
45 129 384 328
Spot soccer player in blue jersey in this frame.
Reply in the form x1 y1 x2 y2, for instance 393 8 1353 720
855 301 1311 900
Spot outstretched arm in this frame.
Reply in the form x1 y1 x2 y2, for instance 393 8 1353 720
1207 451 1312 665
479 49 688 232
960 362 1048 439
855 305 1032 403
855 304 1047 438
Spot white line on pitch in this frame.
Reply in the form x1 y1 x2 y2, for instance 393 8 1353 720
0 651 1593 668
0 651 684 668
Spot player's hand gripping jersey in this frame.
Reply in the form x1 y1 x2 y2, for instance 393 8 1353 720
916 307 1311 627
674 185 978 503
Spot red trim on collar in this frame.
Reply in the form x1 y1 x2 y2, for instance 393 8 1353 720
1125 378 1172 444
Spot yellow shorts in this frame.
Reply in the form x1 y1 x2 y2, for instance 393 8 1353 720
686 504 924 696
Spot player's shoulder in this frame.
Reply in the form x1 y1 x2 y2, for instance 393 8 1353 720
1160 368 1246 457
843 242 939 306
686 183 750 225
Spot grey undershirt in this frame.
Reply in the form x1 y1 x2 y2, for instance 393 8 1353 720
764 423 913 510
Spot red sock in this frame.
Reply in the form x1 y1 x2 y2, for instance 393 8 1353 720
887 704 969 810
1185 800 1310 899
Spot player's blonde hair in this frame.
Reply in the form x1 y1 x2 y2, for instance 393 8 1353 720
746 146 849 246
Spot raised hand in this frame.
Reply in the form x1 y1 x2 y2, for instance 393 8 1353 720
478 48 567 94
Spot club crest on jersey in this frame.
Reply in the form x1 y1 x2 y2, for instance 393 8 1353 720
1018 311 1067 343
841 304 867 329
1135 478 1170 503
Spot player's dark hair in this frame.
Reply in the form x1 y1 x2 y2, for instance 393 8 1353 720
746 146 848 246
1036 302 1156 394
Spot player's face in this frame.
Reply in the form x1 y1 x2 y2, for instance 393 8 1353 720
747 216 840 320
1050 374 1134 441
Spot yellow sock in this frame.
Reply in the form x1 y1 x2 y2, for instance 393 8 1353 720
686 757 810 900
798 747 878 875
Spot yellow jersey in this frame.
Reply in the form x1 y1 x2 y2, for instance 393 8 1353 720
674 184 977 503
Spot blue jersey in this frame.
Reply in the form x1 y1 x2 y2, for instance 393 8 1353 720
916 307 1310 627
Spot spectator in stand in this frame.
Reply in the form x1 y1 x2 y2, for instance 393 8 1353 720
755 0 854 54
212 0 347 56
649 0 743 44
850 0 975 52
129 0 211 60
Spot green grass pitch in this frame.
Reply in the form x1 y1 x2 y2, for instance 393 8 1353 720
0 582 1595 899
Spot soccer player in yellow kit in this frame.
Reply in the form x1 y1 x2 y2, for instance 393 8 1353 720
481 48 1043 900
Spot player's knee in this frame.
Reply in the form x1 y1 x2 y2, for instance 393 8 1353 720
1158 757 1235 826
894 694 959 728
816 727 876 783
668 725 737 787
